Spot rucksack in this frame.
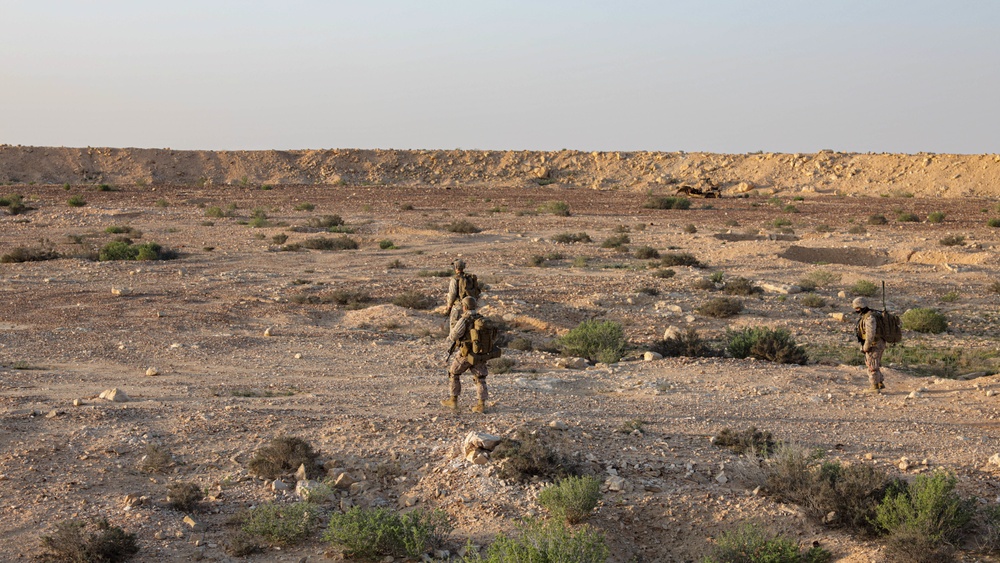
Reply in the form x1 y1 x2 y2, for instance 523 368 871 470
466 313 501 359
878 310 903 344
457 272 481 300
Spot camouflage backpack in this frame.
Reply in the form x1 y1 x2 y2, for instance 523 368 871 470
456 272 481 300
465 313 501 359
878 310 902 344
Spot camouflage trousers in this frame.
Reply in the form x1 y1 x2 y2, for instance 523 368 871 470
864 340 886 386
449 354 488 403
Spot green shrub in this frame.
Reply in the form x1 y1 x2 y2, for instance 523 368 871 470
850 280 879 297
324 507 451 559
492 428 575 482
140 443 173 473
1 245 60 263
40 519 140 563
446 220 481 233
874 471 975 560
988 218 1000 228
300 236 358 250
693 278 717 291
489 357 516 374
712 427 776 456
927 211 945 223
660 252 702 267
391 290 434 310
205 206 224 218
240 502 319 546
939 291 959 303
782 204 799 213
800 294 826 308
0 194 28 215
802 269 841 288
166 482 203 512
248 209 270 228
901 308 948 334
247 436 323 479
537 476 602 524
939 234 965 246
650 328 716 358
848 225 867 234
557 320 625 364
507 337 533 351
294 202 315 211
698 297 743 318
652 268 675 279
527 254 546 267
703 522 830 563
462 518 608 563
67 195 87 207
868 214 888 225
306 214 343 228
771 217 792 228
634 246 659 259
98 241 175 261
644 196 691 210
538 200 571 216
271 234 288 245
571 256 589 268
684 223 698 233
551 232 591 244
418 269 452 277
723 277 758 296
896 211 920 222
600 234 630 249
726 327 807 364
378 239 396 249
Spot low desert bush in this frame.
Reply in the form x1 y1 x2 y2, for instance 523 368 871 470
300 236 358 250
634 246 660 259
492 428 575 482
896 211 920 222
660 252 702 267
868 214 888 225
98 241 176 261
800 269 841 289
901 308 948 334
537 476 602 524
488 357 516 374
462 518 608 563
538 200 571 216
771 217 792 228
139 443 173 473
40 519 140 563
306 214 343 229
848 225 867 234
726 327 808 364
551 232 592 244
991 281 1000 295
850 280 879 297
557 319 626 364
239 502 319 546
507 337 533 351
445 220 481 234
0 194 28 215
324 507 451 560
782 204 799 213
166 482 204 512
391 290 434 310
247 436 323 479
874 471 975 561
418 269 452 277
271 233 288 245
600 234 630 249
378 239 396 250
644 196 691 210
1 245 60 263
684 223 698 233
939 234 965 246
800 293 826 308
927 211 946 223
703 522 830 563
294 202 315 211
652 268 675 279
988 218 1000 228
712 427 777 457
698 297 743 318
940 291 959 303
650 328 716 358
67 195 87 207
527 254 546 267
723 276 759 296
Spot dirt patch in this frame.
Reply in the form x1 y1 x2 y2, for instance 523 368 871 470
779 245 888 267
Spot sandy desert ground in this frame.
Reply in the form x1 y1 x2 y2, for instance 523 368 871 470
1 147 1000 562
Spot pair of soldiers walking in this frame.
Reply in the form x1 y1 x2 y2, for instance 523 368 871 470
442 260 490 413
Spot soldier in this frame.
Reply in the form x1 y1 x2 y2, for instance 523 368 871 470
441 296 489 413
445 259 482 329
854 297 886 393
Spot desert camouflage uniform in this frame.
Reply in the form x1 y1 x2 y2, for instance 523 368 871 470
446 275 464 328
858 310 886 388
447 311 488 404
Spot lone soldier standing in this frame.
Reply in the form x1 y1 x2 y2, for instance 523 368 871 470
854 297 886 393
442 296 489 413
446 259 482 329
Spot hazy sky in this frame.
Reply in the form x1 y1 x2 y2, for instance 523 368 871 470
2 1 998 153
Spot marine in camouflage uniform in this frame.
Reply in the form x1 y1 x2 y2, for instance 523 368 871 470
446 259 481 329
854 297 886 392
441 296 489 413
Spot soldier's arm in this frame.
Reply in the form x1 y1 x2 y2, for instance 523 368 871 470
862 314 877 351
448 317 467 342
446 278 458 307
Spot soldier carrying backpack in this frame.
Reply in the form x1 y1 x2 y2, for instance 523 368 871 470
445 259 484 328
853 284 901 393
441 297 501 414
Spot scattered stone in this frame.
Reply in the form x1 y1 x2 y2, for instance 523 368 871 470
643 351 663 361
271 479 290 492
72 399 83 407
123 493 144 508
759 282 801 294
662 326 682 340
987 390 996 397
264 326 274 337
333 472 355 490
349 481 370 495
111 287 132 296
549 420 569 431
606 476 626 492
45 410 60 418
715 471 728 484
469 453 489 465
294 463 309 482
434 550 451 560
294 353 302 359
399 493 420 507
989 453 1000 467
898 458 910 471
907 391 923 399
99 388 129 402
463 432 501 455
296 480 326 502
829 312 846 322
183 515 205 532
555 357 588 370
145 367 159 376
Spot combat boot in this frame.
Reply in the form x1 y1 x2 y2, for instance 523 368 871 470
865 384 881 394
876 381 885 390
471 400 486 413
440 396 458 410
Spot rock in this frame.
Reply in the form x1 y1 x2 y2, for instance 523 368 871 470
829 312 846 322
333 472 355 490
898 458 910 471
99 388 129 402
469 453 490 465
643 351 663 361
663 326 683 340
294 463 309 482
183 515 205 531
823 511 838 524
434 550 451 560
463 432 502 455
606 476 626 492
549 420 569 431
986 390 996 397
399 493 420 507
989 453 1000 467
907 391 923 399
759 282 801 294
555 357 589 369
111 287 131 296
45 410 60 418
145 367 159 376
271 479 290 492
72 399 83 407
123 493 144 508
715 471 728 484
264 326 274 337
296 480 327 502
349 481 370 495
